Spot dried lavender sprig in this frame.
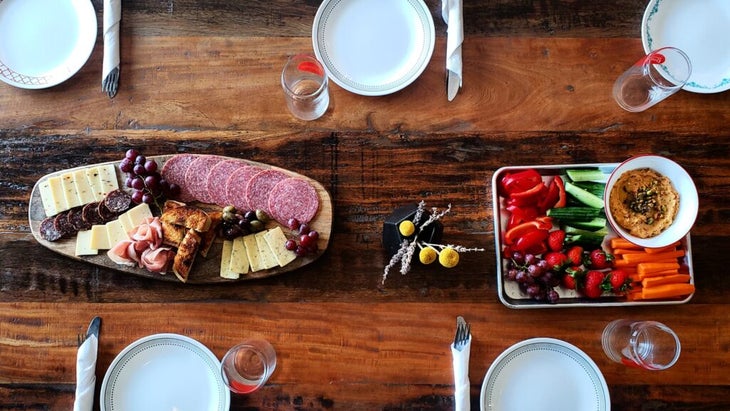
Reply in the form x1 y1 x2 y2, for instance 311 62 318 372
382 239 410 284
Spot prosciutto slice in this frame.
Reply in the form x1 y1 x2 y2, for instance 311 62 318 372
107 217 173 273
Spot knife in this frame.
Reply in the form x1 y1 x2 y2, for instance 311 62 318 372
442 0 463 101
73 317 101 411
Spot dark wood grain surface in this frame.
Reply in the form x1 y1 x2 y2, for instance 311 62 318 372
1 0 729 410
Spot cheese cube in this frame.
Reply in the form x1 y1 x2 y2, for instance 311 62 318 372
89 225 111 250
243 234 262 272
75 230 99 256
219 240 238 279
255 230 278 270
73 169 96 205
229 236 250 275
263 226 297 267
106 219 129 248
39 179 59 217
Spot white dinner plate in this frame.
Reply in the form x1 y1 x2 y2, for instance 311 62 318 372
100 333 230 411
312 0 435 96
0 0 96 89
642 0 730 93
480 338 610 411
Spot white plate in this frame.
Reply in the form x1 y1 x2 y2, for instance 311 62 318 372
312 0 435 96
642 0 730 93
100 333 230 411
0 0 96 89
480 338 610 411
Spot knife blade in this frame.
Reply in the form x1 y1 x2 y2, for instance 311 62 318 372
86 316 101 340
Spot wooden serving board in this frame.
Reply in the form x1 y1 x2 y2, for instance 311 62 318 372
28 155 332 284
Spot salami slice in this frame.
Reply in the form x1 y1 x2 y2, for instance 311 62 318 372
53 211 76 238
82 202 105 225
40 217 64 242
205 159 245 207
245 169 288 213
160 154 198 202
268 177 320 225
103 189 132 213
224 165 262 212
184 155 225 204
97 201 117 222
68 207 91 231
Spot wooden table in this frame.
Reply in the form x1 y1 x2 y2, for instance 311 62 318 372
2 0 729 409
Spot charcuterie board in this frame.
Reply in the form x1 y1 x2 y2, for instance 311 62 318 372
28 155 332 284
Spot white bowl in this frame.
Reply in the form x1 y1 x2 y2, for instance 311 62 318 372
604 155 698 248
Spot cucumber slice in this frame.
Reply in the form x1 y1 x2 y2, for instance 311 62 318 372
566 169 609 183
547 207 605 221
569 217 607 231
564 181 605 208
573 181 606 199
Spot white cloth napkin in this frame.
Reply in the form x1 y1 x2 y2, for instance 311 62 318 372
102 0 121 88
442 0 463 100
73 335 98 411
451 336 471 411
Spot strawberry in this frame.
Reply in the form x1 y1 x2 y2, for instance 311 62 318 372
604 269 632 294
544 251 569 272
562 267 584 290
588 249 614 269
565 246 584 266
547 230 566 252
583 270 606 299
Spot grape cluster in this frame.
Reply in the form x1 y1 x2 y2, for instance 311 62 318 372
219 206 269 240
120 149 179 207
284 218 319 257
505 251 561 303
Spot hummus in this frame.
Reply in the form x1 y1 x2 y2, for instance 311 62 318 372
609 168 680 238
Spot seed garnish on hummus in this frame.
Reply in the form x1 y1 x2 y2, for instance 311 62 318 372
609 168 679 238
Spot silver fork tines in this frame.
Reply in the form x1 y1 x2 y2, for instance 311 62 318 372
453 316 470 349
102 66 120 98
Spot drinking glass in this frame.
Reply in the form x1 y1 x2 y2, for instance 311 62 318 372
221 338 277 394
602 319 681 370
612 47 692 112
281 54 330 120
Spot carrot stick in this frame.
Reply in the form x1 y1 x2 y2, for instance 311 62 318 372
642 274 691 288
640 269 682 279
620 249 685 265
640 283 695 300
645 242 681 254
614 258 637 268
637 262 681 275
610 237 642 250
613 248 645 255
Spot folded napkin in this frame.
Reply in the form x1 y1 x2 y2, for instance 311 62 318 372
451 336 471 411
102 0 121 97
442 0 463 100
73 335 98 411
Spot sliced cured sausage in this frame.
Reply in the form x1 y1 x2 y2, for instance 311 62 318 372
224 165 261 212
268 177 320 224
103 189 132 213
245 169 288 213
40 217 64 242
184 155 225 204
160 154 198 202
206 159 245 207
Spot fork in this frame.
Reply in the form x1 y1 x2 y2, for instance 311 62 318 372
453 316 470 350
102 67 119 98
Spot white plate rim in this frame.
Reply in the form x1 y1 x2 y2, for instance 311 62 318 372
480 337 610 411
0 0 97 89
641 0 730 93
100 333 231 411
311 0 435 96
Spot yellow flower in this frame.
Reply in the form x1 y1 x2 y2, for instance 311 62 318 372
398 220 416 237
419 246 438 264
439 247 460 268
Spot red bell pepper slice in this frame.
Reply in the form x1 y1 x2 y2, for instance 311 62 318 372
499 169 542 197
513 229 549 254
553 175 567 208
537 175 567 212
505 205 538 230
504 218 553 245
505 183 548 207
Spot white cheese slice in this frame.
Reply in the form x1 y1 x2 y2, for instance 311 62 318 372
75 230 99 256
84 167 103 201
47 176 68 214
117 211 136 235
229 236 250 275
263 226 297 267
255 230 278 270
125 203 153 227
219 240 238 279
61 172 81 209
106 219 129 248
97 164 119 197
89 225 111 250
73 169 96 205
243 234 262 272
38 179 59 217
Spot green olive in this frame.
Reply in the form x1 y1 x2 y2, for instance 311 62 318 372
222 205 236 214
255 209 270 223
222 211 236 222
250 220 265 232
